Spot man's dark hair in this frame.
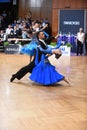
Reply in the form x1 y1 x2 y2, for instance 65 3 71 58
36 30 43 39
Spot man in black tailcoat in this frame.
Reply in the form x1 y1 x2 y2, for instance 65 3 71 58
10 31 51 82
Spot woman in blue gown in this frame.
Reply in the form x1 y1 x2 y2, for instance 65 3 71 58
20 31 50 62
29 45 70 86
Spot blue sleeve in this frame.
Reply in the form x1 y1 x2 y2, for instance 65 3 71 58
52 40 61 49
57 39 61 48
38 46 52 54
43 31 49 38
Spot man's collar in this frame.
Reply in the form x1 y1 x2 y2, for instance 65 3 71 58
39 39 44 42
39 39 47 46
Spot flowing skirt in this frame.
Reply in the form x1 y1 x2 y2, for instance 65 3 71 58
29 59 64 85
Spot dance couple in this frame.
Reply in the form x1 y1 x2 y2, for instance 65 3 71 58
10 31 70 86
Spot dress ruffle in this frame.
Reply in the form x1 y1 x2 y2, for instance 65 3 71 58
20 40 37 56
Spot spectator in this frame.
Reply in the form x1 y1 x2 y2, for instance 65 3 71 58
76 28 85 56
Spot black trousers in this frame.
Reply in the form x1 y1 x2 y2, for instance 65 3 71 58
14 60 35 80
76 40 83 55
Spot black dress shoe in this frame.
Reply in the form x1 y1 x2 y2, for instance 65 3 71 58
10 74 16 82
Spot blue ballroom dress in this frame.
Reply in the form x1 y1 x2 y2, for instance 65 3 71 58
29 46 64 85
20 40 37 56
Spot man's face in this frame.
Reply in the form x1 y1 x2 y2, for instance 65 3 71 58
39 32 45 40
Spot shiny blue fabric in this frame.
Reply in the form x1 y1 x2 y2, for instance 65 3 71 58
30 46 64 85
30 57 64 85
35 46 52 65
20 40 37 56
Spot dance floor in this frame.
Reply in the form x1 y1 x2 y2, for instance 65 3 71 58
0 53 87 130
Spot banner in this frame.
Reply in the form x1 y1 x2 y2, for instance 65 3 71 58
4 44 21 54
59 10 84 34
